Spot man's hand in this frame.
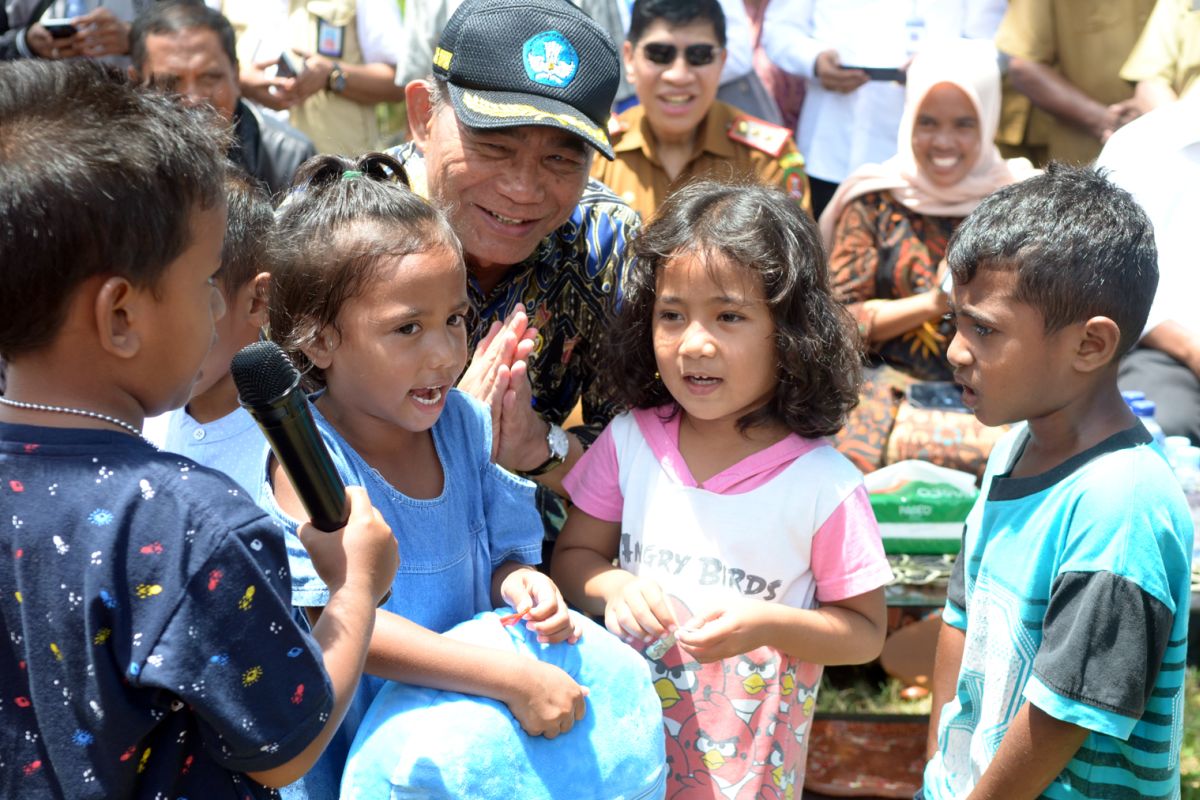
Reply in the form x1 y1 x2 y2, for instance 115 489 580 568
241 58 298 111
287 49 336 104
815 50 869 94
70 7 130 58
496 357 554 472
458 305 537 458
26 23 78 59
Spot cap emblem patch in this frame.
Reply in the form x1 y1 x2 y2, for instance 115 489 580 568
523 31 578 88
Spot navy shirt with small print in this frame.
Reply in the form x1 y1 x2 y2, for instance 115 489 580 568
0 423 333 799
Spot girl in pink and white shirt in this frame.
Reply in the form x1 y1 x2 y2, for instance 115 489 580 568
553 180 893 799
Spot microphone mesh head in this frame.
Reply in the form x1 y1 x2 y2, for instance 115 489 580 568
231 341 301 407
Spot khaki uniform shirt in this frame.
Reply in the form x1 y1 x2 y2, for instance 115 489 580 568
1122 0 1200 100
591 100 811 222
996 0 1154 165
221 0 380 155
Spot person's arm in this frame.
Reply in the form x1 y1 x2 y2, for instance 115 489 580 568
760 0 823 78
361 609 589 738
282 55 404 106
674 587 887 665
1120 0 1184 112
552 507 680 642
247 486 398 788
1141 320 1200 376
828 196 950 345
964 703 1090 800
1008 56 1132 141
926 619 966 760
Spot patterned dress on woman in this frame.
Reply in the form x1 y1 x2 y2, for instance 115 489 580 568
829 191 1003 477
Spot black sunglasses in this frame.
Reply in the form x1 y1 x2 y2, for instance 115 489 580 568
642 42 721 67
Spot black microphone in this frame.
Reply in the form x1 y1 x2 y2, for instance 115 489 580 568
231 341 349 532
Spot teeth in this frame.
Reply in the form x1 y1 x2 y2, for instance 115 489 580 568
411 387 443 406
662 95 692 105
686 376 719 384
488 210 526 225
932 156 959 167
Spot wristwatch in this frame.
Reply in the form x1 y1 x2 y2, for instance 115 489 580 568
524 422 569 476
327 62 347 94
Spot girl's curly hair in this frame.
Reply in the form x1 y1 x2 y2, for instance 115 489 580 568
604 180 862 438
269 152 461 390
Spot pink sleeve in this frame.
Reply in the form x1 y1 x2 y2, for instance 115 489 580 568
561 423 623 522
810 484 893 603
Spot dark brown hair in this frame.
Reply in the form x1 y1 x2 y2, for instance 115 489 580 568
605 180 861 438
269 153 461 389
0 60 228 359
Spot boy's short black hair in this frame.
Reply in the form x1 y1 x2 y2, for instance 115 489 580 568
218 169 275 296
129 0 239 73
947 162 1157 358
628 0 726 47
0 60 229 359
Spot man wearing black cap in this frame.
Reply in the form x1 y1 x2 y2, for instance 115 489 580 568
387 0 638 528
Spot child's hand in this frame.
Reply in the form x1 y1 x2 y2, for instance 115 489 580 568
500 661 588 739
299 486 397 605
604 576 677 645
674 600 766 663
500 568 582 644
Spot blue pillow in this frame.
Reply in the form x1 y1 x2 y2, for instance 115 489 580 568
341 609 666 800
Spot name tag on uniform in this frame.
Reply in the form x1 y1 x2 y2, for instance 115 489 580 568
317 19 344 58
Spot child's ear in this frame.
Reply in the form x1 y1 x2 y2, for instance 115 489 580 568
303 325 339 370
94 276 142 359
246 272 272 329
1074 316 1122 373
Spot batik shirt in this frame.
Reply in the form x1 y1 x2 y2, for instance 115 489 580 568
924 423 1193 800
0 423 333 799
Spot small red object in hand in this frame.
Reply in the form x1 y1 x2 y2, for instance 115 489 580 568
498 608 530 626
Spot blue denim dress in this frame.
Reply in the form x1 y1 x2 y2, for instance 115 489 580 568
264 389 543 799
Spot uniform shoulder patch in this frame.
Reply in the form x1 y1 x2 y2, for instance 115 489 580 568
727 114 791 158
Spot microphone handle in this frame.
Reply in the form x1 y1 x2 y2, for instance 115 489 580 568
255 396 349 532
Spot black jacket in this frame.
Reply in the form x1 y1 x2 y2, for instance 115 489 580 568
231 98 316 198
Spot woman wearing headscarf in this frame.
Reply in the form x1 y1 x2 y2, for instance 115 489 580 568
821 40 1038 475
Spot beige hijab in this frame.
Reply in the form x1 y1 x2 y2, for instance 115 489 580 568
818 40 1038 243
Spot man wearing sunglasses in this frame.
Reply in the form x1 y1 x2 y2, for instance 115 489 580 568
387 0 638 541
591 0 811 223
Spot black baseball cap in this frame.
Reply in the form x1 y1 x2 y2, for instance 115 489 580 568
432 0 620 159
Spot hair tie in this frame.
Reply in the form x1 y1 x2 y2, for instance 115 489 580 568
341 170 364 181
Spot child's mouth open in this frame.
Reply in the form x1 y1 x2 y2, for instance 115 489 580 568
409 386 445 407
683 373 722 395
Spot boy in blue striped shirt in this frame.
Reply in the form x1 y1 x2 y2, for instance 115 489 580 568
921 163 1192 800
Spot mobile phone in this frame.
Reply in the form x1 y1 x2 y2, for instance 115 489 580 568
843 66 906 84
41 18 78 38
276 50 305 79
908 381 970 413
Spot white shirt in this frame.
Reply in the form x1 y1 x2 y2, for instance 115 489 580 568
1097 94 1200 338
761 0 1005 182
204 0 402 66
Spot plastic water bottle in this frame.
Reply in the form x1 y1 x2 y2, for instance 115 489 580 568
1131 399 1168 451
1173 446 1200 563
1121 390 1146 408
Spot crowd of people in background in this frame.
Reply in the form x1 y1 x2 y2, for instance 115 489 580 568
1 0 1197 798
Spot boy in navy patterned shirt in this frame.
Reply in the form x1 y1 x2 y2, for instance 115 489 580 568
0 60 397 798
